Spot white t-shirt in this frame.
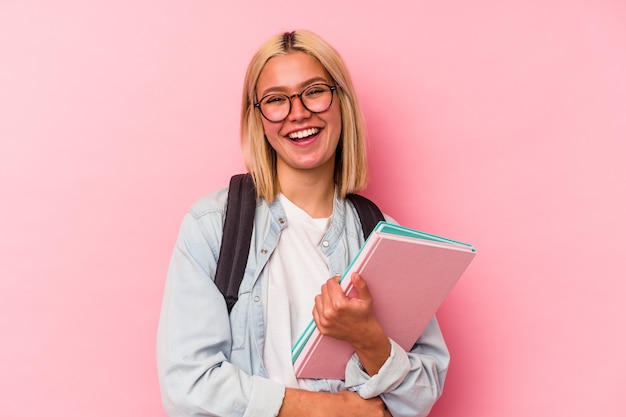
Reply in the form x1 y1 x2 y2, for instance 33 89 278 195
263 194 331 389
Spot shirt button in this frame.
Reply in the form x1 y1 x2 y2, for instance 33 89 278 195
322 240 329 247
254 296 260 302
261 249 268 254
278 217 285 224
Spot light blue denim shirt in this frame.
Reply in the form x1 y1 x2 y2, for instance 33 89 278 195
157 185 450 417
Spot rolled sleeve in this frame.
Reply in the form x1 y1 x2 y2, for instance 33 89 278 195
345 340 410 398
342 317 450 417
243 376 286 417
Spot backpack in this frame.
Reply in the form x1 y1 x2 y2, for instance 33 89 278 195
215 173 385 313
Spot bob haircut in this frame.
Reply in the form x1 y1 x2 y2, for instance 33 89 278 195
240 30 368 201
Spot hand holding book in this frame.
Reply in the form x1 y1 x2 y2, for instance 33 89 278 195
312 273 391 376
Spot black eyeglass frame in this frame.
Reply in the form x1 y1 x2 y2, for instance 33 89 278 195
254 83 338 123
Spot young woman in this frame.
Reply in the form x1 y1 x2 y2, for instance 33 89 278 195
157 30 450 417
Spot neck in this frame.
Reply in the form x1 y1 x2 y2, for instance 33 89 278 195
277 167 335 218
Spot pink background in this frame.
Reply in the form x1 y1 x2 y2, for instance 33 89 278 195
1 1 625 416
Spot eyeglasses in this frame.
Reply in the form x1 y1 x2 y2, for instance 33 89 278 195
254 83 337 123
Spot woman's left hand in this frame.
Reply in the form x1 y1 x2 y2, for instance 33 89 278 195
312 272 392 375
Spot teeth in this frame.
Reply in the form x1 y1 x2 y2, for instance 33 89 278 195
288 128 320 140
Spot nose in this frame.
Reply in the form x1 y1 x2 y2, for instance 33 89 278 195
287 94 311 121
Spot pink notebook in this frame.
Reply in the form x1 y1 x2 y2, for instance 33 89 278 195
292 222 476 379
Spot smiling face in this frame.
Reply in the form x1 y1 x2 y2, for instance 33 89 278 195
255 51 342 181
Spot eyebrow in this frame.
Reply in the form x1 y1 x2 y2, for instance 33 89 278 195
258 76 330 98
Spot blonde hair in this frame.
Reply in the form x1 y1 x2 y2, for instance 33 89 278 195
240 30 368 201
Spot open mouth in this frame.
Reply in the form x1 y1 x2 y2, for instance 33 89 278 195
288 127 320 141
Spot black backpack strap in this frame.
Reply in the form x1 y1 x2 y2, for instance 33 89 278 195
346 193 385 239
214 174 257 313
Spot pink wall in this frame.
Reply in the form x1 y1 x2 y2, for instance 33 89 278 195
1 1 625 416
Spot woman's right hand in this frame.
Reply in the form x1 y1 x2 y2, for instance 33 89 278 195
279 388 390 417
332 391 391 417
